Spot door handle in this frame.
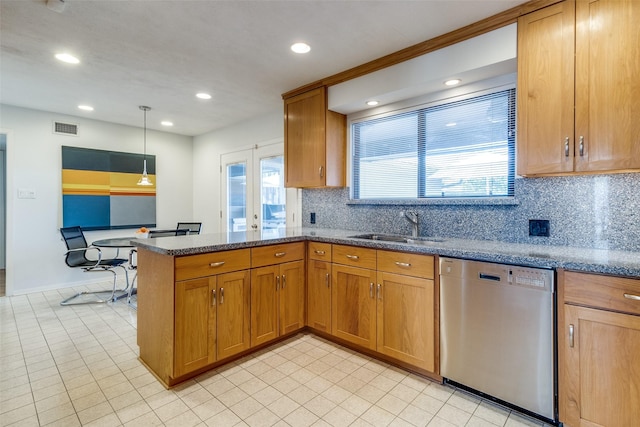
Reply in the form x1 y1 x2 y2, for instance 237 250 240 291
319 166 324 178
579 136 584 157
564 137 570 157
377 283 381 300
220 288 224 304
369 283 374 298
276 275 280 290
211 289 216 306
282 274 286 289
325 273 330 288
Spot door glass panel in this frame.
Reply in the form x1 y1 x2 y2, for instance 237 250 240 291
227 162 246 233
260 155 286 238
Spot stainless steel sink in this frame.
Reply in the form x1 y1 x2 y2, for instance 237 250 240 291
348 233 445 244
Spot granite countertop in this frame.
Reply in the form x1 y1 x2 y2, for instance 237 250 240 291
131 227 640 278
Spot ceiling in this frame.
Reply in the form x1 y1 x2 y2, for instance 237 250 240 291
0 0 526 137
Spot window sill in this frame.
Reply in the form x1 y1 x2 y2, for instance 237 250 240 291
346 197 519 206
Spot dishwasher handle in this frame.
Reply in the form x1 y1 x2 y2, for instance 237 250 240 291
479 273 501 282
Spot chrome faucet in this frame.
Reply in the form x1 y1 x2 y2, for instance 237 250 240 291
402 210 419 238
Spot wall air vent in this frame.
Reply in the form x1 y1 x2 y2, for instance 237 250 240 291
53 121 78 136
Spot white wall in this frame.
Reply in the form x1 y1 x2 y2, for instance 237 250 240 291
1 104 194 295
193 111 283 234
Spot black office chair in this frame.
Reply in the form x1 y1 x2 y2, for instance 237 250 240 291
176 222 202 234
59 226 130 306
148 229 189 238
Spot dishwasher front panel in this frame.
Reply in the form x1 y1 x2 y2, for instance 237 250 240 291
439 257 555 421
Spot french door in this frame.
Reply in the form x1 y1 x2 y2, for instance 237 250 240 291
221 143 299 237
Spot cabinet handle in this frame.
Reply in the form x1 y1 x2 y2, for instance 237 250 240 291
211 289 216 306
325 273 330 288
624 293 640 301
564 137 570 157
282 274 286 289
274 252 286 258
276 275 280 290
394 261 411 268
369 283 374 298
377 283 382 300
210 261 225 268
579 136 584 156
319 166 324 178
569 324 574 348
346 254 359 260
220 288 224 305
314 250 326 256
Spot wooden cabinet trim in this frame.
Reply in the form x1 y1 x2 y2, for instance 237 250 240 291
175 248 250 281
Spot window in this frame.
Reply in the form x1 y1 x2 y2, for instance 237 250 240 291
352 88 515 200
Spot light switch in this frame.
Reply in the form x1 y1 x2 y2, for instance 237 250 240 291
18 188 36 199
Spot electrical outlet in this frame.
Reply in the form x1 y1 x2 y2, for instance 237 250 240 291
529 219 550 237
310 212 316 224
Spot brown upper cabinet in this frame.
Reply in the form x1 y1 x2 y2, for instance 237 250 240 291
284 86 346 188
517 0 640 176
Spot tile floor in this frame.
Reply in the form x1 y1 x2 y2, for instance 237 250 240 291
0 281 554 427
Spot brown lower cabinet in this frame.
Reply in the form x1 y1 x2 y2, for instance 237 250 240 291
175 270 250 378
559 270 640 427
138 240 437 387
331 245 436 373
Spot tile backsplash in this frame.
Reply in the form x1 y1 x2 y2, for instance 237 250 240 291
302 174 640 251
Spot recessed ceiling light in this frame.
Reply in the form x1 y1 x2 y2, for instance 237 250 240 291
291 43 311 54
444 79 461 86
366 100 379 106
161 121 174 127
196 92 212 100
55 53 80 64
78 105 94 111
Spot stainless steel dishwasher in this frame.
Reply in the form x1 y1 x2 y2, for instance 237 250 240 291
439 257 556 423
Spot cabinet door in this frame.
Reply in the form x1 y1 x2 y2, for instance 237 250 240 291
280 260 305 335
331 264 377 350
376 272 435 372
284 87 326 187
517 1 575 175
574 0 640 172
307 259 331 332
251 265 279 346
175 277 216 377
561 304 640 426
217 270 251 360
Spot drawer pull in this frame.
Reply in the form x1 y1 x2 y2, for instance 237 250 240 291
209 261 225 268
624 293 640 301
274 252 286 258
211 289 216 306
569 324 574 348
314 250 326 256
395 261 412 268
346 254 359 260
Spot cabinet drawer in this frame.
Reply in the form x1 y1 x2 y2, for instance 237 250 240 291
377 250 434 279
564 271 640 316
332 245 376 270
251 242 305 267
309 242 332 262
175 249 250 281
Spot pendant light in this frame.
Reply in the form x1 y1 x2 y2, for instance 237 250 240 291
137 105 153 186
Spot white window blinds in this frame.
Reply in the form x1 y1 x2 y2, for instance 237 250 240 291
352 88 515 200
